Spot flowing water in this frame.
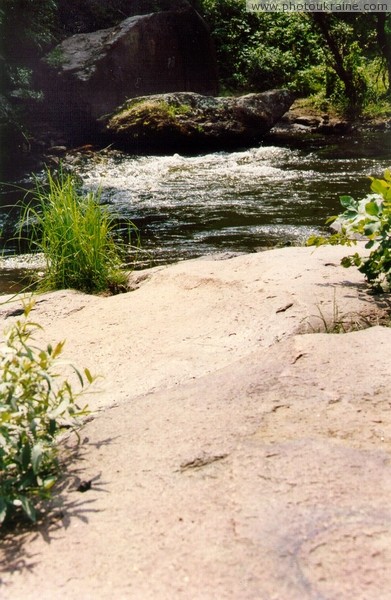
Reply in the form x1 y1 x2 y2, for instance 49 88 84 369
0 130 390 287
74 130 391 267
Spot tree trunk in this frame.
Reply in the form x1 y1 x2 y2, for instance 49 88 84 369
311 13 361 110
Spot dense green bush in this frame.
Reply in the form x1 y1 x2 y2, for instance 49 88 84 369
0 0 58 100
200 1 322 93
308 170 391 292
200 2 390 114
0 1 59 175
0 301 92 525
20 169 138 294
0 1 57 64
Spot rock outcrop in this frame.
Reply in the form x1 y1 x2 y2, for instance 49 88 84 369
102 90 295 152
2 245 391 599
40 4 218 139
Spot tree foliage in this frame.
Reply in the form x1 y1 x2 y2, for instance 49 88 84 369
0 0 58 89
200 1 391 112
0 0 390 120
308 171 391 292
200 0 322 93
0 0 57 54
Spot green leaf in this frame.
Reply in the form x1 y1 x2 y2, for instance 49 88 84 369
341 253 362 268
51 341 65 359
22 302 33 318
48 398 70 420
20 442 31 470
84 367 94 384
42 476 57 491
306 235 327 247
341 256 353 268
31 444 43 474
365 201 380 216
73 367 84 388
371 178 391 201
383 169 391 183
20 496 37 522
352 253 363 267
340 195 356 208
364 222 380 236
48 419 57 436
343 209 360 221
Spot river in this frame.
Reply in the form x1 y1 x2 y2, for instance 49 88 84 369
72 129 391 267
0 129 390 288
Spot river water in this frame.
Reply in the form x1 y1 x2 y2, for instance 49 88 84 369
0 129 390 282
74 130 391 267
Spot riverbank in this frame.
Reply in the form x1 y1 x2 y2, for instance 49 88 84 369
1 244 391 599
264 98 391 150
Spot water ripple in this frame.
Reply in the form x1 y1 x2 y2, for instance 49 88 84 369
72 140 390 266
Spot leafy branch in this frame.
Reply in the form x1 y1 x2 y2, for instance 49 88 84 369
0 300 94 526
308 169 391 292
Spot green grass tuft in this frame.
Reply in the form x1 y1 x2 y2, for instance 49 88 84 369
20 169 138 294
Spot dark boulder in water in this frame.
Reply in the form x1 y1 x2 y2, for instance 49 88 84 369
102 90 295 153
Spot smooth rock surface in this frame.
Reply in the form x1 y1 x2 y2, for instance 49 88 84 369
1 244 391 599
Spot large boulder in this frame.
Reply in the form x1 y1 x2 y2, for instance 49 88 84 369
102 90 295 152
40 5 218 140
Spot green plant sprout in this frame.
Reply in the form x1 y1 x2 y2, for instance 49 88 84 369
0 300 94 526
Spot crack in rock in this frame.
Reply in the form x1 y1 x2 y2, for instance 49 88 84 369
178 452 229 472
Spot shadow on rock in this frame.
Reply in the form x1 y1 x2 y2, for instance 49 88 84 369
0 432 115 581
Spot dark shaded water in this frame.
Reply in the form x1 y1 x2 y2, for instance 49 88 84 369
0 130 390 287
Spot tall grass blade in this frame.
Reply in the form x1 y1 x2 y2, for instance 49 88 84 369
19 168 139 294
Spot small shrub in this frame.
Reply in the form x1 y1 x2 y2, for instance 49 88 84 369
292 65 326 96
20 169 138 294
0 301 93 526
308 170 391 292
